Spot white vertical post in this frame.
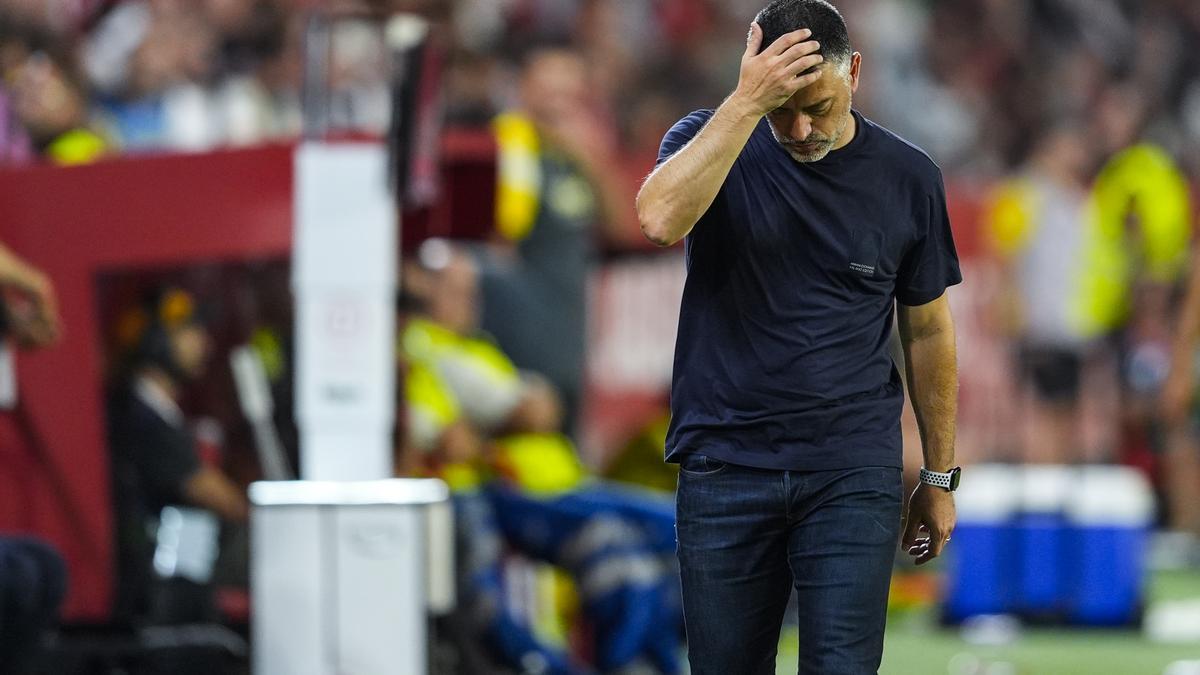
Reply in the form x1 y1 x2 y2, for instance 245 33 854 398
292 142 397 481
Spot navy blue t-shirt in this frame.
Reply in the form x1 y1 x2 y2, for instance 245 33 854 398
659 109 961 471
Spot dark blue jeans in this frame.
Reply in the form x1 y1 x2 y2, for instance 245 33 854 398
675 455 903 675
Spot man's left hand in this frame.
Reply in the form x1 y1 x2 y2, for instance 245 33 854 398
902 482 956 565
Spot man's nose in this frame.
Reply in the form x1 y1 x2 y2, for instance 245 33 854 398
791 116 813 141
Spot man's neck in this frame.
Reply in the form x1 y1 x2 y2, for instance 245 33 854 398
831 110 858 153
137 367 179 403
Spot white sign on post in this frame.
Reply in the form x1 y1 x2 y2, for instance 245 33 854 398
292 142 397 481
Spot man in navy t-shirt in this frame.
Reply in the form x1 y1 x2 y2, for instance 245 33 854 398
637 1 962 672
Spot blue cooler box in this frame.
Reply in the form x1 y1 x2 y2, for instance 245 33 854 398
943 464 1018 622
1014 466 1072 619
1065 466 1153 626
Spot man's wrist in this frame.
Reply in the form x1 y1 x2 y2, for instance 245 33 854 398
917 481 954 496
723 91 766 122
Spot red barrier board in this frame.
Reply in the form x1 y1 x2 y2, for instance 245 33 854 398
0 145 295 620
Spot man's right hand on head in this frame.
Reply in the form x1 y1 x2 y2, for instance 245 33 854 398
732 23 825 117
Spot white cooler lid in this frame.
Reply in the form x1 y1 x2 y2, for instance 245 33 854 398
956 464 1020 523
1065 465 1154 526
249 478 449 506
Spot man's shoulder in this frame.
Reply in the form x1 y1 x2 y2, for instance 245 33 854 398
667 109 717 137
658 109 718 164
682 109 717 124
861 115 942 182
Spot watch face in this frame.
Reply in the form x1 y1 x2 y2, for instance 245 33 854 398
949 467 962 491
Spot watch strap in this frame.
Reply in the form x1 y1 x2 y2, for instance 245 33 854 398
920 467 958 491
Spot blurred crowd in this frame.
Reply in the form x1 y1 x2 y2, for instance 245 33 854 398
0 0 1197 175
3 0 1200 671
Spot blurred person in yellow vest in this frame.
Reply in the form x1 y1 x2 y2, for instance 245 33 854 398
402 355 681 674
402 238 585 493
1086 81 1191 320
1086 144 1191 333
399 240 683 673
482 46 636 432
405 349 681 674
404 239 676 547
400 236 682 546
1085 81 1195 541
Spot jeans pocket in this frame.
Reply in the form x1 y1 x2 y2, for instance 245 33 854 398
679 453 728 477
859 468 904 538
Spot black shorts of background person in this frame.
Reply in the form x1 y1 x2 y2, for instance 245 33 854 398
1017 343 1083 404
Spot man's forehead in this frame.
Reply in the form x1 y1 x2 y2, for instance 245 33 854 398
780 67 847 109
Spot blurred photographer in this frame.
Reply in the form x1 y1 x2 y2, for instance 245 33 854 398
106 288 247 624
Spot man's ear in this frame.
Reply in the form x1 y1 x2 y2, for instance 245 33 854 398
849 52 862 93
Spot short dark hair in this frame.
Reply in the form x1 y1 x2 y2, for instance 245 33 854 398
755 0 851 66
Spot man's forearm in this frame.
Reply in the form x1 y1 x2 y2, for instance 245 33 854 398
0 243 45 294
636 96 761 247
902 327 958 472
183 466 250 523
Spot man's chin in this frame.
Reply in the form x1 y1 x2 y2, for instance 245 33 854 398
785 146 832 163
782 141 830 163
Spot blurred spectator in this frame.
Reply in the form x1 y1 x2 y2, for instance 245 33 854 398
1091 140 1192 504
0 0 1190 183
0 13 108 164
1087 141 1192 335
106 287 248 624
400 242 682 674
404 241 677 553
478 47 634 431
985 125 1097 463
85 0 297 151
406 243 565 447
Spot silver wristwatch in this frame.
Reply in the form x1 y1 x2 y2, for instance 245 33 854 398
919 466 961 492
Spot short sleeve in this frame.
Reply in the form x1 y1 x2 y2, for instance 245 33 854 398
896 169 963 306
656 110 715 167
